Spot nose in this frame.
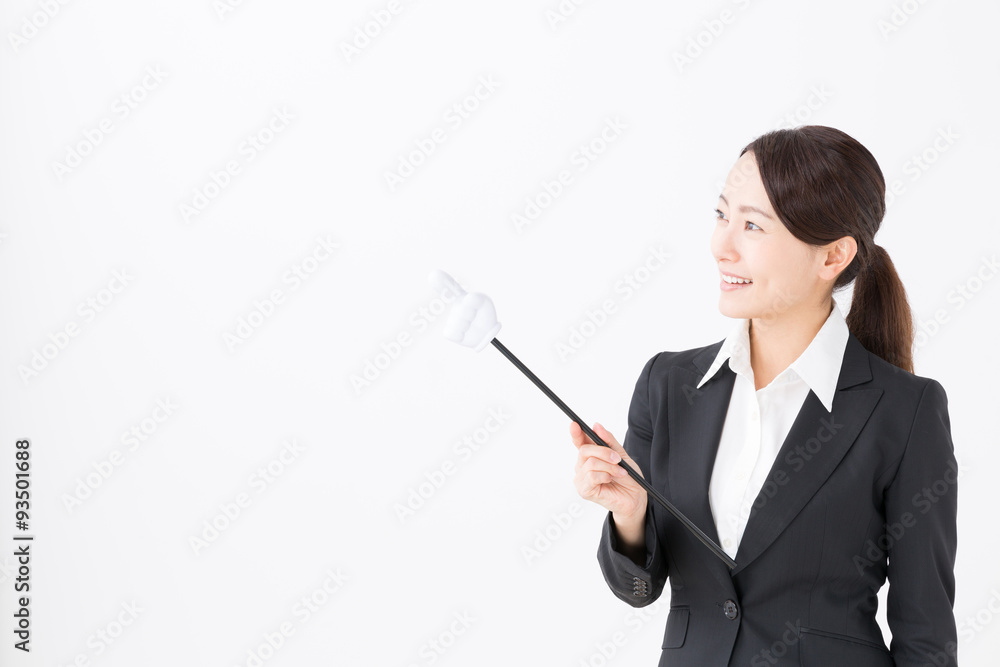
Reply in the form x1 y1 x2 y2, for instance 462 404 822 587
710 216 739 265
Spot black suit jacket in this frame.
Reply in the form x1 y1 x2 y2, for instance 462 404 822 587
596 331 958 666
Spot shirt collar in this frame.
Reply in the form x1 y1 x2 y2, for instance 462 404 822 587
695 301 850 412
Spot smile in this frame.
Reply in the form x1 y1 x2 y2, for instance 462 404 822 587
720 272 753 291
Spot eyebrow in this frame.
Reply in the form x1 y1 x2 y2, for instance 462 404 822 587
718 194 775 221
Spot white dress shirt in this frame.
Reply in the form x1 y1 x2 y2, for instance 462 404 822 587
695 300 850 560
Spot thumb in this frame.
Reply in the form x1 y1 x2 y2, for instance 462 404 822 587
428 269 467 300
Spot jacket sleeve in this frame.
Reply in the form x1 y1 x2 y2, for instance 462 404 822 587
884 378 959 666
596 352 668 607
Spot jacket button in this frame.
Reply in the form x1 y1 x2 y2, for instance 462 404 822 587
723 600 738 620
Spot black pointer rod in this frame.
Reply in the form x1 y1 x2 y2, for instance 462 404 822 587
490 337 737 570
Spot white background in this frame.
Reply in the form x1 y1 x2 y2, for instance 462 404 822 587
1 0 997 665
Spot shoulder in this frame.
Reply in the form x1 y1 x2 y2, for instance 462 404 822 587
853 341 952 470
863 343 949 409
634 338 726 383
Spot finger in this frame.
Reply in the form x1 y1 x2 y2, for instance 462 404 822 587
569 421 596 448
577 443 621 465
460 294 501 351
428 269 468 300
592 422 627 456
582 454 629 478
442 296 476 341
574 474 604 501
585 469 619 487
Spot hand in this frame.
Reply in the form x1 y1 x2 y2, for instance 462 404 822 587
441 292 501 352
428 270 501 353
571 421 646 520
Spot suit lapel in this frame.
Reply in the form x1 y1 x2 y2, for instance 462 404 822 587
666 339 736 592
730 333 882 575
666 332 883 581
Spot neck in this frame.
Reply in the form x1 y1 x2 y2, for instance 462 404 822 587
748 298 833 390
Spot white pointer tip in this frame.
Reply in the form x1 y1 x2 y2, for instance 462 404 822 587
430 269 501 352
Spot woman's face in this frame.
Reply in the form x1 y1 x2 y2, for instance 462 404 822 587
710 151 829 324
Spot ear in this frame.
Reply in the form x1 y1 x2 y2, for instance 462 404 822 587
818 236 857 281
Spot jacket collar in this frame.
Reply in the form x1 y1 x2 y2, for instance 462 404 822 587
694 301 850 412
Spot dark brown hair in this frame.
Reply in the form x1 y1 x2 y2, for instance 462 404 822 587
739 125 914 373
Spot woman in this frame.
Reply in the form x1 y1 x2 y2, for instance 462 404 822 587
571 125 958 666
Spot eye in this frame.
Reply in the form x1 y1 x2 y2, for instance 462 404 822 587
716 209 761 231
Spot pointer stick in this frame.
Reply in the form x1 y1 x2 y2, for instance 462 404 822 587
429 269 736 570
489 338 736 570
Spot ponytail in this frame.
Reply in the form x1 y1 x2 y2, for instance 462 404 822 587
843 242 915 374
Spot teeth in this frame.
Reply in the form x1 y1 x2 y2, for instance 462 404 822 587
723 275 752 284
